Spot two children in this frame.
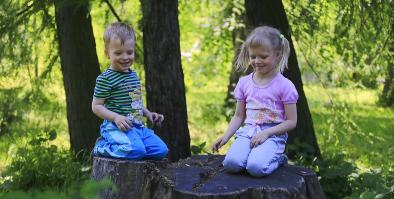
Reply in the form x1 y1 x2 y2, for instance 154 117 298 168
92 22 298 177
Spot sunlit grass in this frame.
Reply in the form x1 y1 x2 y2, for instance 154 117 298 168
304 84 394 172
186 80 231 154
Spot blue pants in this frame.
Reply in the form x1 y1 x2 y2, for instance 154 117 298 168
223 124 287 177
93 120 168 160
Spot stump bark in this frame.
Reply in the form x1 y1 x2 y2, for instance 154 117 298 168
91 155 325 199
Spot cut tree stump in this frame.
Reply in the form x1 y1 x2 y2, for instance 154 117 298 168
91 155 325 199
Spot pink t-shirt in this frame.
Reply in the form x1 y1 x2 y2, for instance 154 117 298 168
234 73 299 125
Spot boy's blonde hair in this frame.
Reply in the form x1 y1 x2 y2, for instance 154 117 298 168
235 26 290 73
104 22 136 49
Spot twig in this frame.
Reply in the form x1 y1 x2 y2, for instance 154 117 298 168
293 39 334 105
17 0 36 17
103 0 122 22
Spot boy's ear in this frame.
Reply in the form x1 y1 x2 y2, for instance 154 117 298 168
104 49 109 58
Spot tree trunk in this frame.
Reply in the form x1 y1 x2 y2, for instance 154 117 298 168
141 0 191 161
381 59 394 106
380 22 394 107
91 155 325 199
54 0 101 155
240 0 321 159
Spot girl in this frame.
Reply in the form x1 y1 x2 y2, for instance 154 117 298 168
211 26 298 177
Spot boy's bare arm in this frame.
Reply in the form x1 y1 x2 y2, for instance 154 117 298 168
92 97 132 131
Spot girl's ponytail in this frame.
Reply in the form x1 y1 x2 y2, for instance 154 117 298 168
278 34 290 73
235 42 250 72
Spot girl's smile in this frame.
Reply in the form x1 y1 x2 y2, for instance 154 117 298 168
248 45 279 78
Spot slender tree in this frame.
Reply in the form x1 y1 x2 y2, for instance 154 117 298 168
225 0 321 159
140 0 191 161
54 0 101 154
380 39 394 106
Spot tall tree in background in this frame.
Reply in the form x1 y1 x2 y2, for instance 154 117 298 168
141 0 191 161
54 0 101 154
380 32 393 106
380 15 394 106
226 0 321 159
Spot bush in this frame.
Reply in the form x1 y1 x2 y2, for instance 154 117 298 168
0 178 115 199
0 130 91 191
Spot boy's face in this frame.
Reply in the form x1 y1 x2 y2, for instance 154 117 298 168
105 37 135 72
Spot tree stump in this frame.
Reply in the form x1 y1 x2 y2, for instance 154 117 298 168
91 155 325 199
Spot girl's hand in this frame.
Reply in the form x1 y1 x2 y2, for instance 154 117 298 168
114 115 133 132
211 136 230 153
250 131 270 148
147 112 164 126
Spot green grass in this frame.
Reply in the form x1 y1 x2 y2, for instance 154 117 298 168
304 84 394 172
186 84 231 153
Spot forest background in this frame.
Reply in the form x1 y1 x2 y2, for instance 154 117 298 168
0 0 393 199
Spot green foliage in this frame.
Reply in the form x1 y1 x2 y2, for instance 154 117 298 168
0 178 115 199
0 88 25 137
179 0 236 89
0 130 90 191
191 141 208 155
344 172 394 199
284 0 393 88
299 85 394 199
316 153 355 198
0 0 57 78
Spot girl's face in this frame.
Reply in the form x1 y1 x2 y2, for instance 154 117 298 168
248 45 279 76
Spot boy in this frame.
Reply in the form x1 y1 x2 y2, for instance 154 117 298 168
92 22 168 160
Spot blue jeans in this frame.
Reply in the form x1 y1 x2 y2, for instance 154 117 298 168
93 120 168 160
223 123 287 177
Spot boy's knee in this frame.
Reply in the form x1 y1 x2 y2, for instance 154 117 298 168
118 142 134 152
223 157 245 172
155 146 169 158
127 145 147 159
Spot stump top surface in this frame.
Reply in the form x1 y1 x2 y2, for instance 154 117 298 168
165 155 314 195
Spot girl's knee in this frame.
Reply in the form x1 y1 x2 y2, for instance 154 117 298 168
223 157 245 172
246 162 275 177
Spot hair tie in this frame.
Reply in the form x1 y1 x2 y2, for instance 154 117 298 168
279 34 284 40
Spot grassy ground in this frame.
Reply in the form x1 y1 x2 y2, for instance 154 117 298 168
304 84 394 172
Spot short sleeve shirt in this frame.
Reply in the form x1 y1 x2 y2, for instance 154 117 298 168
93 69 143 125
234 73 298 125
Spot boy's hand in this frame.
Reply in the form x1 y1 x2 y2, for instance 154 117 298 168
250 131 270 148
211 136 230 153
147 112 164 126
114 115 133 132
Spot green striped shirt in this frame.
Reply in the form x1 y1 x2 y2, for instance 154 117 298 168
93 69 143 124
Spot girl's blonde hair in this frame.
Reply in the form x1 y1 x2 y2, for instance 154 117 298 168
235 26 290 73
